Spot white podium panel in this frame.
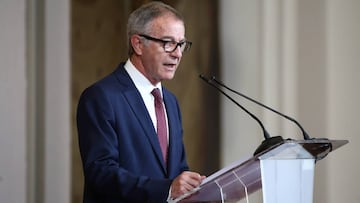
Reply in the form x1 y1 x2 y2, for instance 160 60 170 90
260 159 315 203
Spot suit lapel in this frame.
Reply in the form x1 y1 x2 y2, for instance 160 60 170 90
114 66 168 173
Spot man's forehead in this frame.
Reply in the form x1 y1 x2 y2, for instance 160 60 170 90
149 17 184 33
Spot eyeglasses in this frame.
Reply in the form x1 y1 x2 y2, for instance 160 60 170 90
139 34 192 53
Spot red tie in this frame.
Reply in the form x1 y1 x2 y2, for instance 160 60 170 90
151 88 168 164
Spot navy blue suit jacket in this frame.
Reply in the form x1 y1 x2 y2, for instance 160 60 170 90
77 63 189 203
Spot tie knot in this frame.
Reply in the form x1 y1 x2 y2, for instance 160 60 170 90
151 88 162 101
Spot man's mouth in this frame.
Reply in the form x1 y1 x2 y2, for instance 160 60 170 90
164 63 177 68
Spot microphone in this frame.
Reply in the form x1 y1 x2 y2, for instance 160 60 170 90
210 76 311 140
199 74 284 155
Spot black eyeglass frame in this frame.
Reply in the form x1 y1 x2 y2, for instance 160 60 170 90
139 34 192 53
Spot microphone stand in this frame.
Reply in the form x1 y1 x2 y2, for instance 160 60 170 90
199 75 284 155
209 76 335 159
211 76 311 140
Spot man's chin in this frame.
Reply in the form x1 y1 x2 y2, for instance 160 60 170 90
162 72 176 80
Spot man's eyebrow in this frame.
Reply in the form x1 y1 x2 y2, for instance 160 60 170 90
159 35 186 41
162 37 187 43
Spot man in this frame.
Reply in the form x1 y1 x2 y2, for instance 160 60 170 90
77 1 205 203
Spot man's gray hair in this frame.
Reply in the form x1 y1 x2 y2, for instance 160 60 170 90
127 1 184 56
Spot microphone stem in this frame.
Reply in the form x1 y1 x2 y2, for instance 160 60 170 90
211 77 311 140
200 75 271 140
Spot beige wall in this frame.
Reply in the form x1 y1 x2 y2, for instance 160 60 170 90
326 0 360 202
220 0 360 202
0 1 26 203
0 0 71 203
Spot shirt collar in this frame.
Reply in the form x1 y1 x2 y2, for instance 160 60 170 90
124 59 163 95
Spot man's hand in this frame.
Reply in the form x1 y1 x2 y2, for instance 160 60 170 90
170 171 206 199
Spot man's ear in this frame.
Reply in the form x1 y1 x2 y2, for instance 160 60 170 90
131 35 143 55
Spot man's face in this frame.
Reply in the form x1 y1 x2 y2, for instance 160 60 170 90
139 15 186 85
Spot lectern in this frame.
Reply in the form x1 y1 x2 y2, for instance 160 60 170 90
170 139 348 203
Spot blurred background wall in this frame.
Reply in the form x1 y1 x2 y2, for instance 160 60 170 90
220 1 360 202
1 0 359 203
